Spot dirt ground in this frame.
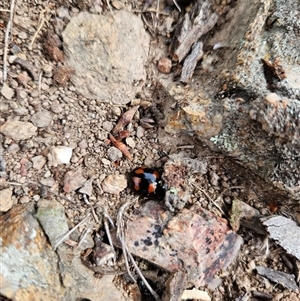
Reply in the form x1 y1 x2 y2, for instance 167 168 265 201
0 0 299 300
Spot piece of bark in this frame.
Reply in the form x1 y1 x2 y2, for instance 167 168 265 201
170 1 218 62
256 266 299 292
180 41 203 83
262 216 300 260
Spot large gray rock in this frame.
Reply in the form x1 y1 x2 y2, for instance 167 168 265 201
0 202 136 301
62 10 150 104
162 0 300 199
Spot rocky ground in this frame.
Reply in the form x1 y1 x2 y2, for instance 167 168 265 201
0 0 300 301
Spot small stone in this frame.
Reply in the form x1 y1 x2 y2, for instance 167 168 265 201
50 100 64 114
31 110 53 127
57 6 71 19
265 93 281 104
136 126 145 138
102 121 114 132
19 195 30 203
1 83 14 100
14 107 29 115
41 82 49 90
43 64 53 77
102 174 127 194
35 199 69 248
0 188 13 212
33 195 40 201
101 158 111 165
0 120 37 141
40 178 56 187
63 168 86 193
11 44 22 54
31 155 47 170
19 90 28 99
107 147 122 162
17 71 31 86
47 146 73 167
157 57 172 74
8 55 17 64
18 31 28 39
111 106 122 116
125 137 135 148
78 139 88 149
7 143 20 153
111 0 125 9
209 171 220 186
79 178 93 196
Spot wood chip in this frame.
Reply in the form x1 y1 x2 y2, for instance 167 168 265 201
256 266 299 292
180 41 203 83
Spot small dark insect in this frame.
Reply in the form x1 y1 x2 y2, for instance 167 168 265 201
131 167 165 197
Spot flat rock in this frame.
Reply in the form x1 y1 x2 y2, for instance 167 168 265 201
1 83 14 99
121 201 243 288
0 202 135 301
31 110 53 127
262 216 300 260
31 155 47 170
162 0 300 200
62 10 150 104
0 188 13 212
0 203 63 300
102 174 127 194
35 199 69 248
0 120 37 141
63 168 86 193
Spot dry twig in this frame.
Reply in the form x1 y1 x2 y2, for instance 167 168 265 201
3 0 16 83
54 214 91 250
191 182 226 216
30 10 45 48
116 198 161 301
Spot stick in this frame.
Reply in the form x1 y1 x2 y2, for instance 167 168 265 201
29 12 45 49
54 214 90 250
117 201 136 282
3 0 16 83
191 182 226 216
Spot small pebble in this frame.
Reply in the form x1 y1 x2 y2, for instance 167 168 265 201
0 188 13 212
101 158 111 165
125 137 135 148
0 120 37 141
63 168 86 193
1 84 14 100
50 100 64 114
102 174 127 194
33 195 41 201
157 57 172 74
111 106 122 116
31 155 47 170
14 107 29 115
209 171 220 187
31 110 53 127
19 195 30 204
19 90 28 99
78 139 88 149
18 31 28 39
136 126 145 138
107 147 122 162
17 71 31 86
102 121 114 132
40 177 56 187
7 143 20 153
